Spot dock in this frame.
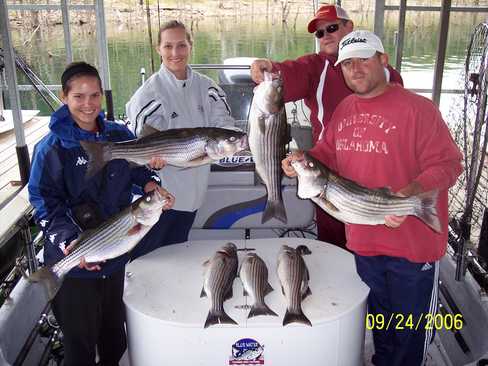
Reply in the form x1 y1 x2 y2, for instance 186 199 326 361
0 111 49 206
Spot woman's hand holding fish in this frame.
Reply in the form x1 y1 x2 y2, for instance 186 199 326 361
148 156 167 170
384 181 423 228
144 181 175 211
78 257 102 271
63 240 103 271
281 151 305 177
250 59 273 84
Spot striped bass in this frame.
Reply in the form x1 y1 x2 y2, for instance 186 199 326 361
80 127 248 178
29 190 168 300
200 242 239 328
248 72 288 224
291 154 441 232
239 252 278 319
277 245 312 326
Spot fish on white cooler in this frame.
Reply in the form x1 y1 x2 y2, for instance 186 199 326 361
277 244 312 326
201 242 239 328
239 252 278 319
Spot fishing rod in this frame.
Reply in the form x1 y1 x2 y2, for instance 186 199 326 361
455 22 488 281
0 47 62 112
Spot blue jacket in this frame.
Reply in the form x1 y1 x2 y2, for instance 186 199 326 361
28 105 160 278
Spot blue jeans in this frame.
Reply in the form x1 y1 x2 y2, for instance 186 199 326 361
130 209 197 259
355 255 439 366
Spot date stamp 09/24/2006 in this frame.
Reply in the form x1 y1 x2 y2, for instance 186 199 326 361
366 313 464 331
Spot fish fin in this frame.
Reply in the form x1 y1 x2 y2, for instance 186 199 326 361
248 303 278 318
200 287 207 298
28 267 62 301
283 309 312 327
139 124 160 138
243 288 249 297
378 186 394 196
79 140 112 179
127 223 142 235
415 190 442 233
262 199 287 224
302 286 312 301
188 154 212 166
264 282 274 296
280 285 285 296
258 116 266 135
296 245 312 255
320 197 340 212
224 286 233 301
204 310 238 328
254 171 265 186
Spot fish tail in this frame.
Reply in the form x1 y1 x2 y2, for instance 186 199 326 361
261 199 287 224
248 303 278 318
283 309 312 327
415 190 442 233
79 140 111 179
28 267 62 301
204 310 238 328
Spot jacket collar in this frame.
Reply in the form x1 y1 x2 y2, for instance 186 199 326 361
159 63 193 89
49 104 106 148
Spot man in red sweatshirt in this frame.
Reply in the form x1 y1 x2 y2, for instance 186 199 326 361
282 30 463 366
250 5 403 249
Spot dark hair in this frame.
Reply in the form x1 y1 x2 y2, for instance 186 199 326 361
157 20 193 46
61 61 102 94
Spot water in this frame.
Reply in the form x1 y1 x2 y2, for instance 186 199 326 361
5 7 487 120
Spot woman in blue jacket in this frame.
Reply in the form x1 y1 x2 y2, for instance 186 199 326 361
28 62 174 366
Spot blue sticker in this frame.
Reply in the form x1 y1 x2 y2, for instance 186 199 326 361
216 152 254 167
229 338 264 365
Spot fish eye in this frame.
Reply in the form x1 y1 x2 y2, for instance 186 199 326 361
308 161 314 168
145 195 152 202
229 136 236 142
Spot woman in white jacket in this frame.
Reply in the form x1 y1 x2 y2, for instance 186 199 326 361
127 20 235 259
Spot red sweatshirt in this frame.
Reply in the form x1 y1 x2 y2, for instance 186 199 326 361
309 84 463 263
272 52 403 143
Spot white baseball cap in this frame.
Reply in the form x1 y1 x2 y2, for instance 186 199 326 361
335 30 385 66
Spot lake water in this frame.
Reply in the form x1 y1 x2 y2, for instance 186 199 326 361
6 7 488 121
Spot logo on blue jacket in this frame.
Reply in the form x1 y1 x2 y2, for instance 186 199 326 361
229 338 264 365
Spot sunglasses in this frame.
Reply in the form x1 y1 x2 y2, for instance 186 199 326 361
315 23 340 39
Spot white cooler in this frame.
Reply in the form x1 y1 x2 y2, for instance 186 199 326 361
123 238 369 366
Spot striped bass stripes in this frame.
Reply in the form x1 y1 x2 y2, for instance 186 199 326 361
80 127 248 178
52 213 135 276
277 245 312 326
29 190 167 300
201 243 239 328
292 154 442 232
239 253 278 319
248 73 288 224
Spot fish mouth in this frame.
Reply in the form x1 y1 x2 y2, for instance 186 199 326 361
240 134 249 150
291 159 307 172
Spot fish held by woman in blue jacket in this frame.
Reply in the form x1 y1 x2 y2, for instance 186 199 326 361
80 127 249 178
29 189 169 300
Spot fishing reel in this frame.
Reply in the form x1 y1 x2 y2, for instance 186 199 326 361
38 313 64 365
